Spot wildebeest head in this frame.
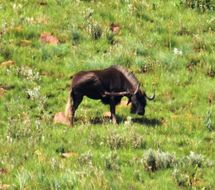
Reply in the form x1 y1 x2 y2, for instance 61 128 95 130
129 86 155 116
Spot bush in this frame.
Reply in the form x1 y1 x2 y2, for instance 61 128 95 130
204 108 215 131
104 151 120 171
186 151 204 167
106 32 116 45
172 151 214 188
78 151 93 166
130 133 146 149
90 24 102 40
207 64 215 77
180 0 215 12
106 132 126 149
172 168 191 187
71 30 81 45
141 149 176 171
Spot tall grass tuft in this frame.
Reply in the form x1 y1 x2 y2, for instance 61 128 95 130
204 108 215 131
90 24 102 40
104 151 120 171
71 30 81 45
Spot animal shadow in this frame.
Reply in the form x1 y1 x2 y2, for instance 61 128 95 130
90 116 162 127
132 117 162 127
90 115 126 125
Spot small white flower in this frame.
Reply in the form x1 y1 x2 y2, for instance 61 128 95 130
19 66 41 81
125 116 132 125
12 3 17 10
173 48 183 56
18 4 22 9
7 135 13 143
26 86 41 100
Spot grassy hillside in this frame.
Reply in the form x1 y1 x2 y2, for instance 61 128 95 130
0 0 215 189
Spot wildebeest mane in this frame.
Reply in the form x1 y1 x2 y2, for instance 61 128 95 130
111 65 139 91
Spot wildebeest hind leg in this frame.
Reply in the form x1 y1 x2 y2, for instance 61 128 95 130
110 97 117 124
70 92 83 126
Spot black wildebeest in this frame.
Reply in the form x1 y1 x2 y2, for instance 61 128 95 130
65 65 155 126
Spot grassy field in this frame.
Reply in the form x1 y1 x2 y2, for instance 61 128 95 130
0 0 215 189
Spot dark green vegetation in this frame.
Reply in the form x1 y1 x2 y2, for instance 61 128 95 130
0 0 215 189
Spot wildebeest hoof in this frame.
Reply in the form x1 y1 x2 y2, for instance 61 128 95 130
54 112 71 126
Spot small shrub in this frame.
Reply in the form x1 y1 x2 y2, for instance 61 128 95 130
172 152 214 189
104 151 120 171
186 151 204 167
71 30 81 45
26 86 41 100
134 170 144 183
130 133 146 149
180 0 215 12
0 44 14 60
106 32 116 45
18 66 41 81
204 108 215 131
141 149 176 171
172 168 191 187
78 151 93 166
90 24 102 40
106 132 126 149
207 64 215 77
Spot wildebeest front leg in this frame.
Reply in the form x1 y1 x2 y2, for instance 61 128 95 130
110 96 117 124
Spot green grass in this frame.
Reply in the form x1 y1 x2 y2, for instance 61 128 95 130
1 0 215 189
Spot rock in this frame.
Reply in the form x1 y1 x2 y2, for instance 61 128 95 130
0 168 8 175
40 32 59 45
0 88 6 97
110 23 120 34
54 112 70 126
0 184 10 190
19 39 32 46
0 60 15 67
103 111 111 118
61 152 78 158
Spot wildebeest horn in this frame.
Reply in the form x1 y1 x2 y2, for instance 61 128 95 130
145 92 155 100
103 91 130 97
133 84 140 95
